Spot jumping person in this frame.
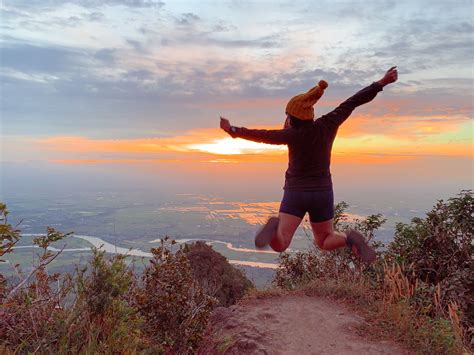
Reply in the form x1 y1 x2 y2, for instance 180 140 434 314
220 67 398 263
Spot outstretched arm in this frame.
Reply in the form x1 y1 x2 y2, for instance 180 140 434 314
377 66 398 87
220 117 295 145
318 67 398 130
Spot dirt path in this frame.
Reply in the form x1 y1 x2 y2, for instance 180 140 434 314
202 293 410 354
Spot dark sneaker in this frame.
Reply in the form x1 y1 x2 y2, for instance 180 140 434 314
346 229 376 264
255 217 279 249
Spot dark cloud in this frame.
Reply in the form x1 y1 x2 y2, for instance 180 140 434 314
124 69 154 81
3 0 165 9
90 0 165 7
94 48 117 64
212 23 231 32
2 6 105 30
211 36 279 48
88 11 105 21
66 16 82 26
175 12 200 26
1 43 88 73
126 39 147 53
160 31 282 49
1 0 472 137
306 0 397 20
3 39 469 127
335 13 474 74
2 51 471 137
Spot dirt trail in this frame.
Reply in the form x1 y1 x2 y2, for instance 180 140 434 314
202 294 410 354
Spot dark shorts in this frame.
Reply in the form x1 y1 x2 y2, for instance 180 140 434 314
279 189 334 223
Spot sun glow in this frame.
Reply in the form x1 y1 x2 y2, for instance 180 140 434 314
187 137 286 155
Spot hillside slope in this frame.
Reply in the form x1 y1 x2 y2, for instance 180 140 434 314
200 293 410 354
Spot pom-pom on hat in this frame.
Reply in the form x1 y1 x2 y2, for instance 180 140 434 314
285 80 328 121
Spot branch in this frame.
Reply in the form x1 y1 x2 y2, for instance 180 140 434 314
0 238 20 258
6 246 65 299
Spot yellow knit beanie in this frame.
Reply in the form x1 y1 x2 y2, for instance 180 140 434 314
285 80 328 120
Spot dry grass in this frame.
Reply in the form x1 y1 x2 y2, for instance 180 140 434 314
447 302 467 350
296 263 471 354
242 287 287 301
382 262 417 302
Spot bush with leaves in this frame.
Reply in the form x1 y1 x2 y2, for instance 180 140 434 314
132 238 217 354
183 241 253 307
1 225 73 352
1 204 221 353
0 203 21 301
386 190 473 336
273 191 473 352
63 249 144 353
273 250 321 290
274 201 387 289
1 267 71 352
1 227 144 353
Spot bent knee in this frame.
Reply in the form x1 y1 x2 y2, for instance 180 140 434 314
313 232 330 250
271 240 289 253
271 231 291 252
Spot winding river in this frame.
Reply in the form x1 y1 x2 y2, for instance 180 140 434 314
19 234 278 269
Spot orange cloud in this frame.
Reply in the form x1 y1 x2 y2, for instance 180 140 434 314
37 127 290 154
33 116 471 166
337 113 470 139
37 130 225 154
200 97 286 110
49 159 181 164
36 127 288 163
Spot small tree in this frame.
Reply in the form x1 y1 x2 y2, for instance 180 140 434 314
184 241 253 307
1 203 21 301
386 190 473 329
1 225 73 352
64 249 144 353
133 238 216 354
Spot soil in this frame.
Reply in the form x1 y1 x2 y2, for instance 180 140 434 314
200 293 411 354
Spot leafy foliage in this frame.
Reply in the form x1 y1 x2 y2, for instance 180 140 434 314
183 241 253 307
65 249 144 353
1 243 144 353
274 201 387 289
0 211 230 353
386 190 473 332
0 203 21 264
1 190 472 353
132 238 217 354
0 203 21 302
273 191 473 352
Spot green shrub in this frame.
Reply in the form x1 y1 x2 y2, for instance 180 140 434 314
386 190 473 328
1 224 75 352
132 238 217 354
0 204 223 353
273 191 472 352
1 244 144 353
0 203 21 302
183 241 253 306
64 249 144 353
273 250 321 290
274 201 387 290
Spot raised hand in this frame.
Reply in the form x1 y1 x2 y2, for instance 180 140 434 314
220 116 231 132
378 66 398 87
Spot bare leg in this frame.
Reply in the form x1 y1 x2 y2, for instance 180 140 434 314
311 218 347 251
269 212 302 252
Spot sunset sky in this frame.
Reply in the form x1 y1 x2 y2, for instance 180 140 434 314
1 0 473 168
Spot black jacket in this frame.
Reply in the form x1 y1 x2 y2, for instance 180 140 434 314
229 82 384 191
